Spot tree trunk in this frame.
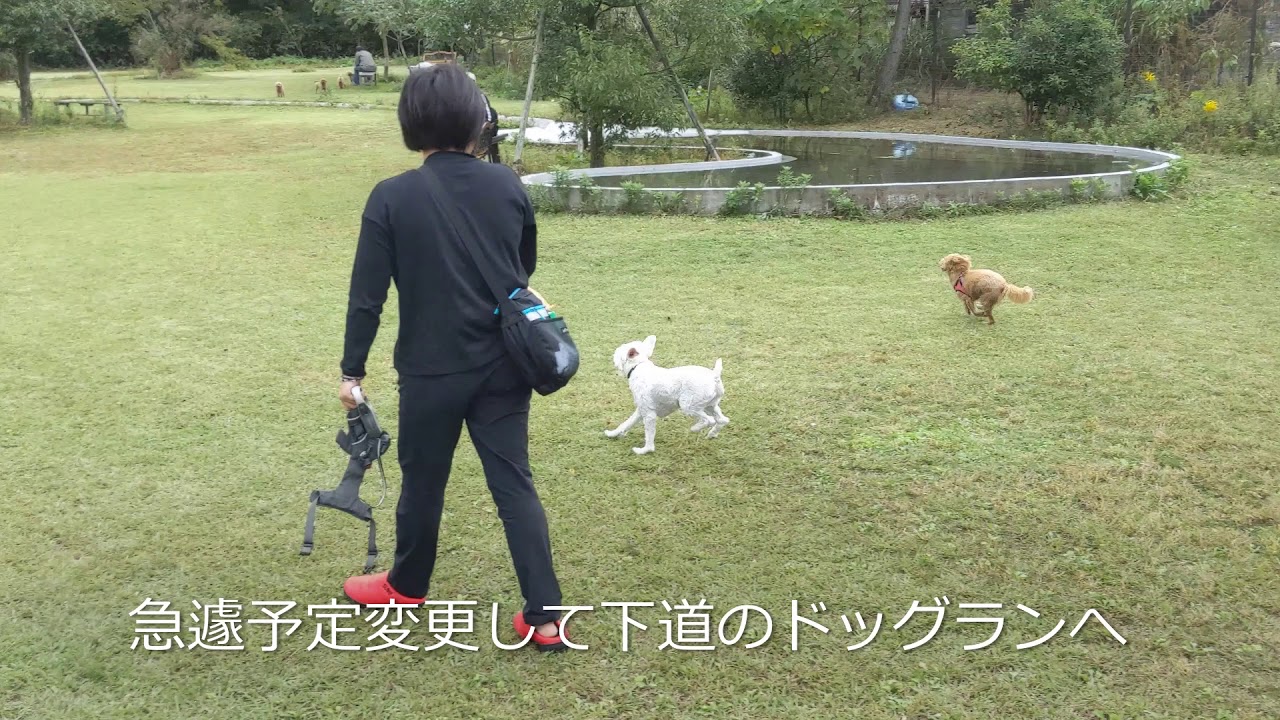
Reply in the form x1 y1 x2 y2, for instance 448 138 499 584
381 33 391 79
1245 0 1259 86
634 3 720 161
871 0 914 107
706 67 713 118
16 47 34 126
395 35 410 68
930 0 941 105
514 10 545 167
588 119 606 168
856 6 864 82
1122 0 1134 76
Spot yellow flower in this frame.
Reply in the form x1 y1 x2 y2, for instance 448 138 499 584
1142 71 1156 83
1204 100 1219 113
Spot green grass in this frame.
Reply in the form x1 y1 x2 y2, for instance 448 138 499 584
1 66 562 118
1 103 1279 720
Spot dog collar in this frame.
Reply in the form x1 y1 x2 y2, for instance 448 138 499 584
626 361 649 380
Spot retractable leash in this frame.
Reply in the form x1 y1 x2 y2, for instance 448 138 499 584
300 386 391 573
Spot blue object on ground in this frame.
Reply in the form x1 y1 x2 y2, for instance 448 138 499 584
893 94 920 110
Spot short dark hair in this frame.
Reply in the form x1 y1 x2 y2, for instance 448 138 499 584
397 63 487 153
356 45 364 51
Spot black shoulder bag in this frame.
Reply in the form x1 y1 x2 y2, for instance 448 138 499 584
418 163 579 396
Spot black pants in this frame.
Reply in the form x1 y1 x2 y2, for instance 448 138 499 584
386 355 563 626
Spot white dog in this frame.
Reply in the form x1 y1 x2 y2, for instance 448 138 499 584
604 335 729 455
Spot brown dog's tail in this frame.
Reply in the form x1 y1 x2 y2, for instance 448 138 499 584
1003 285 1035 304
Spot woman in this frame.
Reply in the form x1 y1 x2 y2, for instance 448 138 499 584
338 63 568 651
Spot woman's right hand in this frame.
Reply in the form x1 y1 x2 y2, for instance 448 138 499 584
340 378 362 410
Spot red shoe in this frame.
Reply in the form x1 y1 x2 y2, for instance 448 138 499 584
513 611 570 652
342 571 425 607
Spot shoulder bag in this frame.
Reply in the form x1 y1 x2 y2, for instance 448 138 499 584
418 163 580 396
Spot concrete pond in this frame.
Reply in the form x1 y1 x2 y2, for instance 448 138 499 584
505 122 1180 215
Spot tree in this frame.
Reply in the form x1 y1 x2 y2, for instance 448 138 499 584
953 0 1125 124
634 2 718 160
1098 0 1214 79
733 0 886 121
130 0 239 76
415 0 537 57
0 0 105 125
314 0 422 73
870 0 913 107
546 26 685 166
535 0 741 167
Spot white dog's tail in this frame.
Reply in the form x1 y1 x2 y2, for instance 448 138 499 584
712 358 722 379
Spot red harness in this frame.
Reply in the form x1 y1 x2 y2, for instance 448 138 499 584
953 275 966 297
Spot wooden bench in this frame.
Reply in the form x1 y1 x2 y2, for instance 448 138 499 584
55 99 113 115
354 70 378 85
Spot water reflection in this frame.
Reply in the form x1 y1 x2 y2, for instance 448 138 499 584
591 135 1121 189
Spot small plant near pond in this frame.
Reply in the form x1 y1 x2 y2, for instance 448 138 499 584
652 191 690 216
1163 158 1191 192
720 181 766 217
771 165 813 217
619 181 653 215
1069 177 1109 203
826 189 867 220
1132 172 1171 201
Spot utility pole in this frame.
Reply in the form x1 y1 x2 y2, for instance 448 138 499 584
65 18 124 122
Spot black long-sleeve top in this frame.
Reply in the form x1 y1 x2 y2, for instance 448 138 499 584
340 151 537 378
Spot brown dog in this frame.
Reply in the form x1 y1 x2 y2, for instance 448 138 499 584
939 253 1034 325
337 76 346 90
275 82 284 98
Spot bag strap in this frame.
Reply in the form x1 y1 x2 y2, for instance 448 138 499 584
417 162 518 318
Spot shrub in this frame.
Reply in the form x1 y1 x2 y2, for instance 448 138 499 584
826 189 866 220
200 35 252 70
131 0 237 78
619 181 653 214
1069 177 1108 203
772 165 812 216
720 181 765 216
1163 158 1191 191
1044 80 1280 156
728 50 800 123
653 191 690 216
687 85 742 126
1132 172 1171 201
470 65 525 100
953 0 1124 124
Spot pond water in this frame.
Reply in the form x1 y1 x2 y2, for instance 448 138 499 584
587 135 1129 189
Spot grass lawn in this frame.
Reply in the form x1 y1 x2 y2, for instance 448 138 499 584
0 66 562 119
1 102 1278 720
